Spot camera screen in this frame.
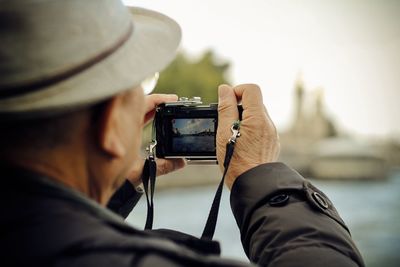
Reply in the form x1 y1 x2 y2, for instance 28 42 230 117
171 118 216 153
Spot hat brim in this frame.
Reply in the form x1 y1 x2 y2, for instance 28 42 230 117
0 7 181 115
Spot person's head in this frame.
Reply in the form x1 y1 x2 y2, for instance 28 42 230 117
0 0 181 202
0 86 146 202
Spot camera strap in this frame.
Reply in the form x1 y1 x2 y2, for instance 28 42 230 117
201 120 241 240
142 120 241 241
142 140 157 230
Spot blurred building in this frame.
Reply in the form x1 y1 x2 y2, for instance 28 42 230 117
279 77 336 175
279 77 391 180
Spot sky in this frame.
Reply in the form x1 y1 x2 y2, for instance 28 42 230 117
173 118 215 135
125 0 400 138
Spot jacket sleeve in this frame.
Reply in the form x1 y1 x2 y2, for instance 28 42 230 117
230 162 365 267
107 180 143 219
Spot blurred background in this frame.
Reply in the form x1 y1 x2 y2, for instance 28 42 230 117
124 1 400 266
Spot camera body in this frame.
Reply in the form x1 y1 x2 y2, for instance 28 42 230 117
154 97 218 160
154 97 243 161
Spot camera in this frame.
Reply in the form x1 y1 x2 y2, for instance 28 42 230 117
154 97 242 161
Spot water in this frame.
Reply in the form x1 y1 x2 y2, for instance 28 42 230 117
126 170 400 266
173 135 215 153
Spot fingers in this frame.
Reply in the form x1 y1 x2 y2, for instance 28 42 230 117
144 94 178 125
216 84 239 171
126 158 186 187
217 84 239 134
156 158 186 177
233 83 274 125
145 94 178 112
232 84 264 110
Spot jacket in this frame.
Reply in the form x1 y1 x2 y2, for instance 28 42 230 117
0 163 364 266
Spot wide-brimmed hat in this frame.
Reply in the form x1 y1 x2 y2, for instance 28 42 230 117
0 0 181 118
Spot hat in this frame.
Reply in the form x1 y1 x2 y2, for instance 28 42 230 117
0 0 181 117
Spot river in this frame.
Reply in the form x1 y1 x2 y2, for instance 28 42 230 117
126 169 400 267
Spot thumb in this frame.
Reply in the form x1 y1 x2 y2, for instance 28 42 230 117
217 84 239 163
218 84 239 125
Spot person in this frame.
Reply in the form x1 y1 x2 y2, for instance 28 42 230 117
0 0 364 266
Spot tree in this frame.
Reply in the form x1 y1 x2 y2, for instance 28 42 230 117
153 50 230 103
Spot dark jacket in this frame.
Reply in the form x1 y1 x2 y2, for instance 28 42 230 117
0 163 364 266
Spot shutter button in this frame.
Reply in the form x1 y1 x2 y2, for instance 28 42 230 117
269 194 290 207
312 192 329 209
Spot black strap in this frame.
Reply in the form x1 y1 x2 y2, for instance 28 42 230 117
200 142 236 240
142 158 157 230
141 142 236 236
141 121 239 237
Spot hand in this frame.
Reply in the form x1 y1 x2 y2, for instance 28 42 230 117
127 94 186 186
127 158 186 187
217 84 280 189
143 94 178 125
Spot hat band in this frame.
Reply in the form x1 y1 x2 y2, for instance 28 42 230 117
0 22 134 99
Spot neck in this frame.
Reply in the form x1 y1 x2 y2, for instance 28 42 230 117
1 145 103 203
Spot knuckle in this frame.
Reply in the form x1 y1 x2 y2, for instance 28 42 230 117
218 100 235 113
217 102 229 112
247 83 261 91
239 83 261 93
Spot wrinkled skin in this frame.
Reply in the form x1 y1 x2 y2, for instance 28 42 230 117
216 84 280 189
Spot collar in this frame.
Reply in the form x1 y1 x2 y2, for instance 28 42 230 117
0 164 135 232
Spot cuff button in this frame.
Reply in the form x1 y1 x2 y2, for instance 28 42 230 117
269 194 290 207
312 192 329 209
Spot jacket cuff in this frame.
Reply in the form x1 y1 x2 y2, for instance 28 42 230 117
230 162 348 234
230 162 304 227
107 180 143 219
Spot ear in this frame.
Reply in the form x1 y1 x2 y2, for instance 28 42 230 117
96 95 126 158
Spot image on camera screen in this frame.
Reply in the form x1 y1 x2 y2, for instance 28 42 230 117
171 118 216 153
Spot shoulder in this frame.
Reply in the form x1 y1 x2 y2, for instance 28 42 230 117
9 197 252 267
